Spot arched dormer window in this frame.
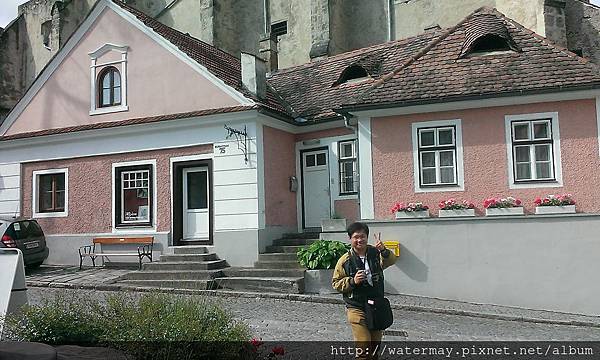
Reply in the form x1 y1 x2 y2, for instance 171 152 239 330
333 64 369 86
98 67 122 107
469 34 510 53
460 13 519 58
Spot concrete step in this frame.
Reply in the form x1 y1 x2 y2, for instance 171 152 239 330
282 232 320 239
169 246 209 255
222 267 305 278
142 259 227 271
159 253 218 262
117 269 224 281
119 279 217 290
265 245 306 253
258 253 298 262
272 238 318 246
213 277 304 294
253 260 304 269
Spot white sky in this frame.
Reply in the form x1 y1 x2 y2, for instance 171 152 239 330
2 0 600 28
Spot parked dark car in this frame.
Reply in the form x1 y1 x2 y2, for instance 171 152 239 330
0 217 49 268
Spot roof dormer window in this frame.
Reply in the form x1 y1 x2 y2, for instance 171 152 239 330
460 13 519 58
469 34 510 53
334 64 369 86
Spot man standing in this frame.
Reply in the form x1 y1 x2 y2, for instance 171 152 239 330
332 222 397 359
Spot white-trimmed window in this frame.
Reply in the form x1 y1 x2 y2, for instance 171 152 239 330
505 112 562 188
338 140 358 195
89 44 129 115
114 164 153 227
32 168 68 218
412 119 464 192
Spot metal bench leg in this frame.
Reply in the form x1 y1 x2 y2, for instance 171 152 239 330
79 256 83 270
91 256 96 267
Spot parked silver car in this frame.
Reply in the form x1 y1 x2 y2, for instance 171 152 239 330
0 217 49 268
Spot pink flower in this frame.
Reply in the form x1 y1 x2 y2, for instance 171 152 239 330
272 346 285 356
515 199 522 206
534 197 542 205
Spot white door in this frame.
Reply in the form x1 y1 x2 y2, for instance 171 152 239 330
183 167 209 241
302 149 331 228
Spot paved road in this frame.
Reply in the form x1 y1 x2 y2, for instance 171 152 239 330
26 287 600 342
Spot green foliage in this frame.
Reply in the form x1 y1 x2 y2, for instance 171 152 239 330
297 240 350 270
3 291 252 359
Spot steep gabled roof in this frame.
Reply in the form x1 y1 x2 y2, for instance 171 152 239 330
342 7 600 110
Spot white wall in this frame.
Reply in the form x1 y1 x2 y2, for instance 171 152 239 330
368 214 600 316
0 163 20 218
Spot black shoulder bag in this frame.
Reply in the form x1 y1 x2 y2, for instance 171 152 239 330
364 297 393 330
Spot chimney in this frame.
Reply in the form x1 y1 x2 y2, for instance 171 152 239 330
259 35 278 72
241 52 267 99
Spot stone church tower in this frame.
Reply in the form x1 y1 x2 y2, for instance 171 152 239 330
2 0 600 121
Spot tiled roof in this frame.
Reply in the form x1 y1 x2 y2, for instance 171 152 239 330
267 30 442 122
111 0 289 117
0 106 255 141
343 7 600 110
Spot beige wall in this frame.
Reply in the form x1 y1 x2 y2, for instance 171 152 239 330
269 0 312 69
393 0 544 39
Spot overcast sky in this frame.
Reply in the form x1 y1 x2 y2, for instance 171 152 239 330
2 0 600 28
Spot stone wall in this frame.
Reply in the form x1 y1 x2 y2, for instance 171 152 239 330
0 16 25 121
566 0 600 64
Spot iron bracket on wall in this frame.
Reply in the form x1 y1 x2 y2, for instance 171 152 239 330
224 124 249 163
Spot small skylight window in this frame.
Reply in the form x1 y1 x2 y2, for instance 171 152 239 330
334 65 369 86
271 21 287 37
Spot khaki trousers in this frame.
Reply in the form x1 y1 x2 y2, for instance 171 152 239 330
346 307 382 360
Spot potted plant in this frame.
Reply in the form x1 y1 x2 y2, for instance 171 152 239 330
534 194 576 214
321 213 347 232
391 202 430 219
483 196 524 216
438 198 476 217
297 240 350 294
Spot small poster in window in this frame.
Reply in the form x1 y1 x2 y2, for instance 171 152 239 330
137 188 148 199
138 206 149 220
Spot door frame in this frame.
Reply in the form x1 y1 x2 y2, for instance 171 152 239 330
172 159 213 246
299 146 330 229
182 166 210 242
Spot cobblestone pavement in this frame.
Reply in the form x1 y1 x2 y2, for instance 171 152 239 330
26 265 130 286
27 287 600 342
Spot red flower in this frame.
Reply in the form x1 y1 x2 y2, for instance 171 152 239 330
515 199 522 206
250 338 263 349
534 197 542 205
272 346 285 356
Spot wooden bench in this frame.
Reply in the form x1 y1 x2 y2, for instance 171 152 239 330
78 237 154 270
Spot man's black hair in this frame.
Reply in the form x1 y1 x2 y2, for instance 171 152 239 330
347 222 370 238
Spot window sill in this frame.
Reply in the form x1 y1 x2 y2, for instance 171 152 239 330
89 105 128 116
509 180 562 189
33 211 68 218
415 184 464 193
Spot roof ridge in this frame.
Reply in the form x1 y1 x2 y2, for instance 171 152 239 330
269 29 442 77
355 6 492 102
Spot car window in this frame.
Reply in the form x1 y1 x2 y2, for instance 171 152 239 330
8 221 43 240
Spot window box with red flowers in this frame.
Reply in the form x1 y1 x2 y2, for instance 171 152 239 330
534 194 576 215
391 202 430 219
438 198 476 217
484 197 524 216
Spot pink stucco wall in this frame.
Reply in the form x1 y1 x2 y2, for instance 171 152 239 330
372 99 600 219
334 199 358 223
263 126 297 227
7 8 240 135
21 145 212 234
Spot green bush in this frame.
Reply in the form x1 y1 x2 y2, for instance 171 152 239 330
3 291 252 359
297 240 350 269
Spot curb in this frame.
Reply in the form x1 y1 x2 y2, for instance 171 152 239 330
26 281 600 328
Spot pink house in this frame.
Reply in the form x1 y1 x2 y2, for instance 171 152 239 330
2 1 600 313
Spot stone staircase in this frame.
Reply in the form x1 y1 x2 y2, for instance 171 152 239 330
116 246 226 290
115 233 318 293
213 232 319 294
